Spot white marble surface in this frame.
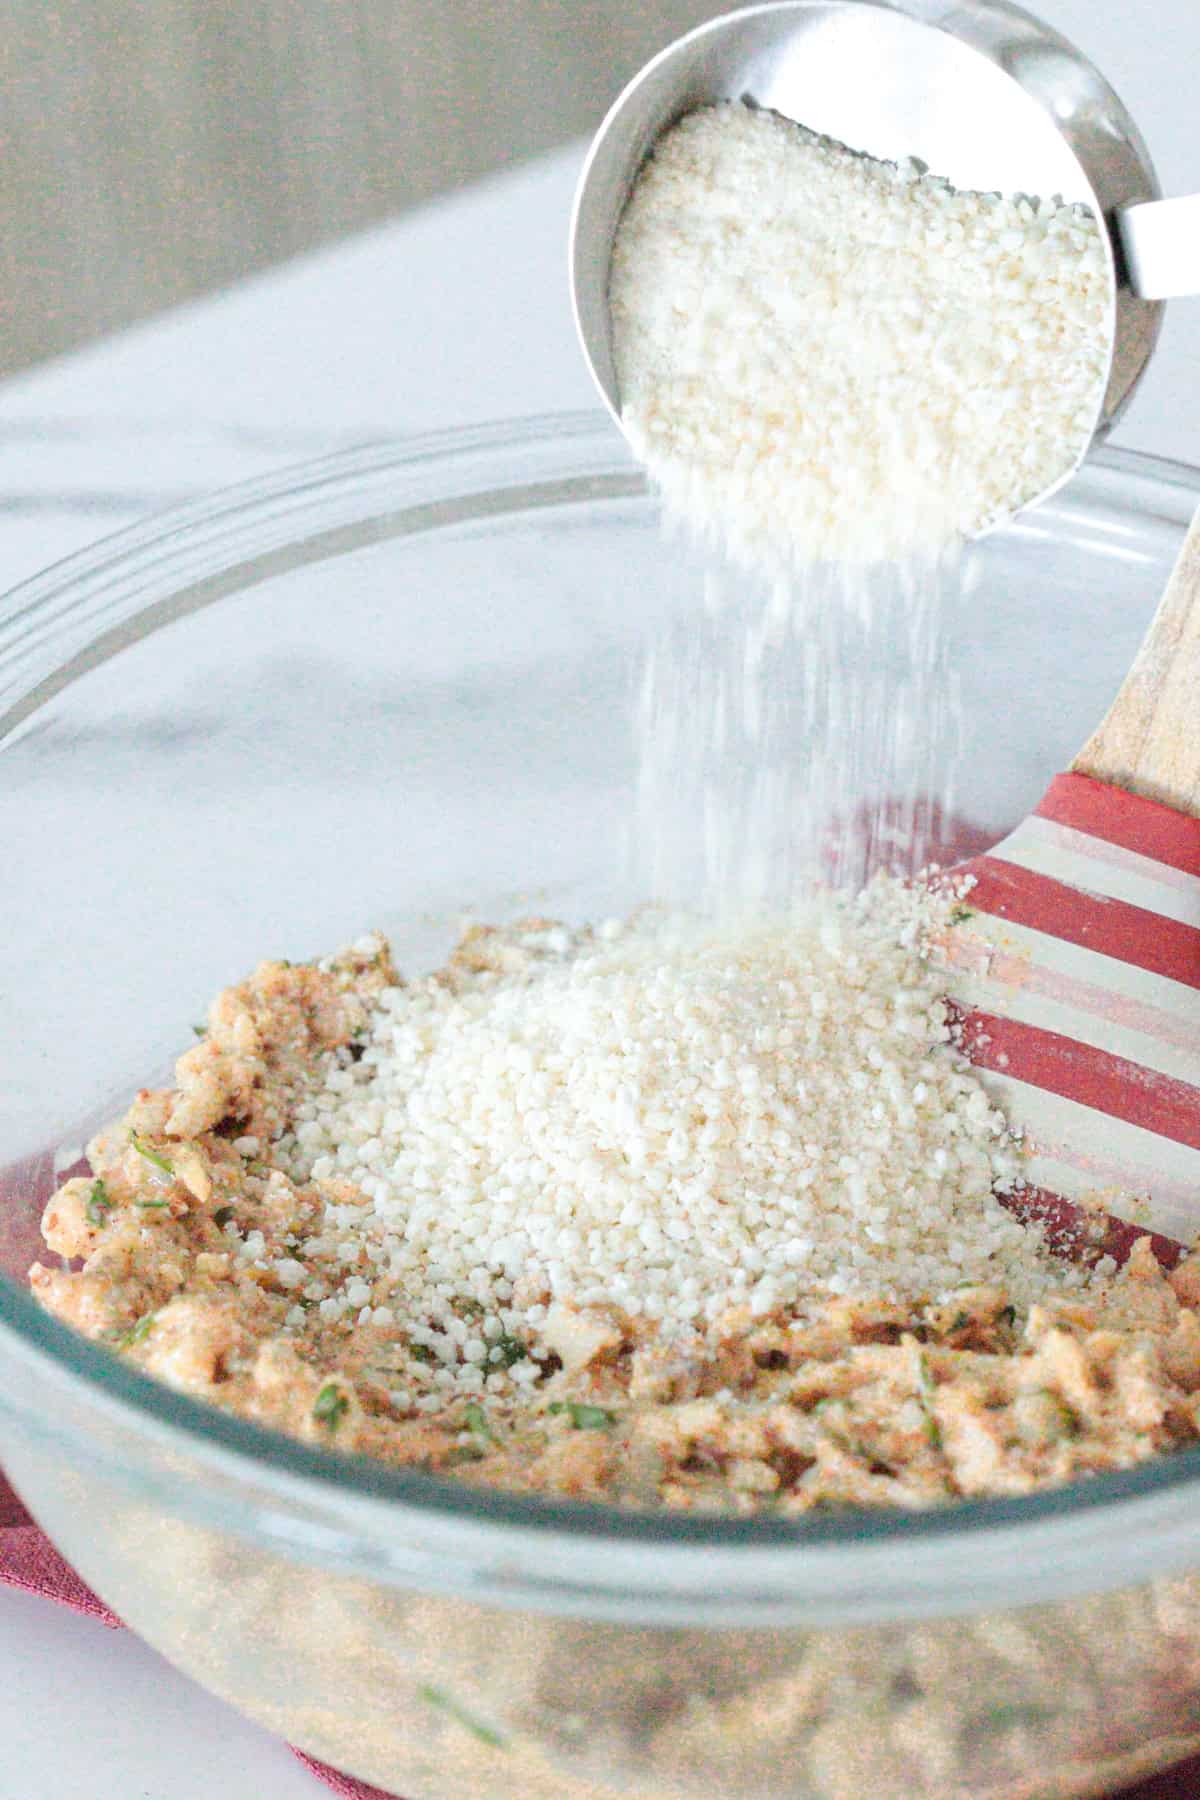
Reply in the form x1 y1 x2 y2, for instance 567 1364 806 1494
2 5 1199 1794
0 1586 313 1800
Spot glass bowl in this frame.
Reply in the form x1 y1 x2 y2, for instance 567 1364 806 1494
4 413 1200 1800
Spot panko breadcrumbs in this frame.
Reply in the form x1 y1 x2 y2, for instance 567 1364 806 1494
610 101 1111 566
30 886 1200 1514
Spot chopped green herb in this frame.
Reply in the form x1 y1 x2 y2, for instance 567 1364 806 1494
916 1352 942 1450
118 1312 156 1349
463 1402 496 1445
968 1701 1056 1743
948 903 977 925
1038 1389 1081 1441
213 1205 235 1228
312 1382 350 1429
997 1303 1018 1329
191 1023 208 1038
135 1198 169 1211
548 1401 616 1430
418 1684 507 1750
128 1130 174 1177
453 1296 485 1320
407 1341 436 1365
85 1180 112 1227
490 1332 527 1368
948 1311 971 1333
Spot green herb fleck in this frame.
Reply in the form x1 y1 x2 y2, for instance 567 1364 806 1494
213 1205 235 1228
490 1332 527 1368
312 1382 350 1429
948 1311 971 1332
463 1402 496 1446
443 1445 486 1468
86 1180 112 1227
129 1130 174 1177
135 1198 169 1211
916 1352 942 1450
1039 1390 1081 1441
548 1401 615 1431
407 1341 436 1366
191 1023 208 1038
118 1312 156 1349
969 1701 1056 1743
418 1684 507 1750
997 1303 1018 1329
948 904 977 926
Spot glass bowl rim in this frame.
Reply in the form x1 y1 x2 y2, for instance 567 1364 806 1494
3 409 1200 1561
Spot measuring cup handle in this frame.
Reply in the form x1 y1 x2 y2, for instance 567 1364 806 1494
1116 196 1200 300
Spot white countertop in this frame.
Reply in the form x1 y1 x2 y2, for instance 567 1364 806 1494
2 4 1199 1792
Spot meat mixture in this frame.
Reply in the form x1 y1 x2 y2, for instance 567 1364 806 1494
30 899 1200 1515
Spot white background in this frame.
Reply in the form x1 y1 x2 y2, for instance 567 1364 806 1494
1 3 1198 1794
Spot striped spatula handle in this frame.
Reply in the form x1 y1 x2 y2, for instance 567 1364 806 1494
947 502 1200 1266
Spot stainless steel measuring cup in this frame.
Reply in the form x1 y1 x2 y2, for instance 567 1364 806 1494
570 0 1199 510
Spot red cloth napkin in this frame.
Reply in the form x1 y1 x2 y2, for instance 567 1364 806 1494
3 1465 1198 1800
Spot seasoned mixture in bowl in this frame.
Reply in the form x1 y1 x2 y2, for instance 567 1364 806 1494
30 882 1200 1513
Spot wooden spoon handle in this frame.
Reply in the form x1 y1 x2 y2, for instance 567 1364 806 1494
1072 499 1200 818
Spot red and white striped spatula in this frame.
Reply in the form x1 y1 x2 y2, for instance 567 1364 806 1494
944 504 1200 1269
